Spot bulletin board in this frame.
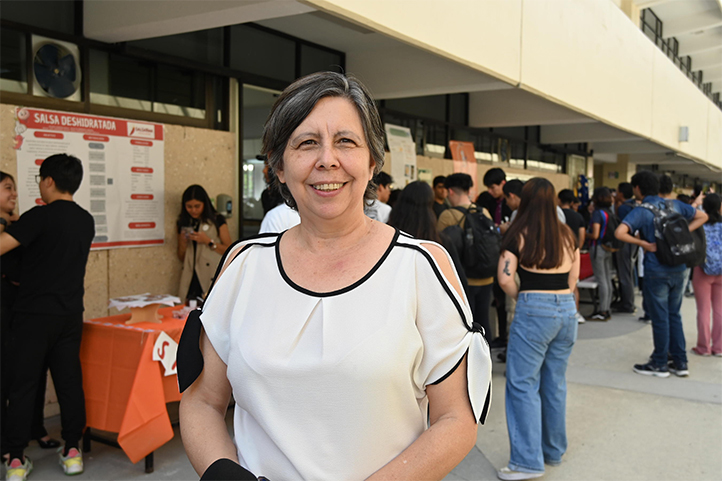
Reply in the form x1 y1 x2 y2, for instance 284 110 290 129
13 107 165 250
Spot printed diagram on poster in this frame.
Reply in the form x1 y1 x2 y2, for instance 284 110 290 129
449 140 478 200
13 107 164 250
384 124 417 186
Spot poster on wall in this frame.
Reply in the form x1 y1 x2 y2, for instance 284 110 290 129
449 140 478 199
384 124 417 186
13 107 165 250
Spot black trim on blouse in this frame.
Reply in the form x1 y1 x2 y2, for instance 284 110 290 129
177 238 277 393
275 228 401 298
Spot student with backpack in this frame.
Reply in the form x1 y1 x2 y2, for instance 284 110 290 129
437 173 500 342
692 193 722 357
585 187 623 321
615 171 707 378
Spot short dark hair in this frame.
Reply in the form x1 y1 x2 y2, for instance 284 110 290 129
592 187 613 208
659 174 674 195
676 194 691 204
483 168 506 187
503 179 524 197
631 171 659 197
444 173 473 193
558 188 576 205
262 72 384 210
618 182 634 200
374 171 393 188
433 175 446 188
39 154 83 194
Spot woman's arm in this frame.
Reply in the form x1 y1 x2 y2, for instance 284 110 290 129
497 250 519 300
179 330 238 476
366 244 477 481
366 356 476 481
215 224 233 255
587 222 601 240
178 229 188 261
577 228 586 249
568 248 580 289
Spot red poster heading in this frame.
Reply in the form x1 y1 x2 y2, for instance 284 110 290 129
16 107 163 141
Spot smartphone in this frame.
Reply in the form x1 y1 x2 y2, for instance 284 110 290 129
181 226 194 238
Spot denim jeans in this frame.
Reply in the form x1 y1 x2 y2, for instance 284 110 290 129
644 270 687 366
505 293 577 473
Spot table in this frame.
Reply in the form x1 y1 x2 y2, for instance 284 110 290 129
80 306 186 467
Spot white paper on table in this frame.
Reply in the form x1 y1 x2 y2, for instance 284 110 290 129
152 331 178 376
108 293 181 311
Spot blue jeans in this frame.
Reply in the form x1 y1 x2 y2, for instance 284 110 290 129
644 270 687 366
505 293 577 473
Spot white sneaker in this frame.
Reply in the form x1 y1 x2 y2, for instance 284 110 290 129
5 457 32 481
58 447 83 475
497 466 544 480
576 312 585 324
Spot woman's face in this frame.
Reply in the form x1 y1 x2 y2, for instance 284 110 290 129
185 199 204 220
0 177 17 214
277 97 374 221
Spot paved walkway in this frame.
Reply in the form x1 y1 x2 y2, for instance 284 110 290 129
16 294 722 480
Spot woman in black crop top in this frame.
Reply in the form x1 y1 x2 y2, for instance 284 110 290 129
495 178 580 481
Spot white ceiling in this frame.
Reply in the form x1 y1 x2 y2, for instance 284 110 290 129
639 0 722 94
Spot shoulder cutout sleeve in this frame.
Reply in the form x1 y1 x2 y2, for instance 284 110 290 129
414 242 493 423
177 239 262 393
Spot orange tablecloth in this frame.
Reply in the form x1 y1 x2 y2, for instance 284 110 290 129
80 306 185 463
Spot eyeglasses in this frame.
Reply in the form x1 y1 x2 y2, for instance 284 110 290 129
35 175 43 184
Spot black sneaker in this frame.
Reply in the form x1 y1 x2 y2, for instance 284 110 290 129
668 361 689 377
587 311 610 321
633 362 670 378
613 306 636 314
638 314 651 323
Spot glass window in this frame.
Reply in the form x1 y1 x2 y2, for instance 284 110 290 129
230 25 295 82
299 44 342 77
0 28 27 93
89 49 152 111
242 84 282 233
128 28 225 66
0 0 75 35
153 65 205 119
424 122 447 157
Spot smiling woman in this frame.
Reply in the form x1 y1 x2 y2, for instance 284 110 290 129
177 72 492 481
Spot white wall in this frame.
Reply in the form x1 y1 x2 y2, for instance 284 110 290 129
311 0 720 170
306 0 523 84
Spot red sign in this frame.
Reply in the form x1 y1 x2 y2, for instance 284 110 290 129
129 222 156 229
131 167 153 173
19 108 163 140
130 194 154 200
130 140 153 147
34 131 64 139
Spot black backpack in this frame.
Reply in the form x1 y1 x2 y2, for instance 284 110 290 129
599 209 624 252
449 205 501 279
640 201 697 266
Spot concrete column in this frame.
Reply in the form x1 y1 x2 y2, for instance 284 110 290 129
619 0 641 28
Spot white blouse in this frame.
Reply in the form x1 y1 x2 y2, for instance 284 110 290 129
199 229 492 481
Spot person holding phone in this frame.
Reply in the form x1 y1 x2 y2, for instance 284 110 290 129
176 185 232 304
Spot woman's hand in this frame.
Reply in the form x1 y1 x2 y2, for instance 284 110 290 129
189 230 212 245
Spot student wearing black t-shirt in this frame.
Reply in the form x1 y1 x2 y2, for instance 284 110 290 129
0 154 94 478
